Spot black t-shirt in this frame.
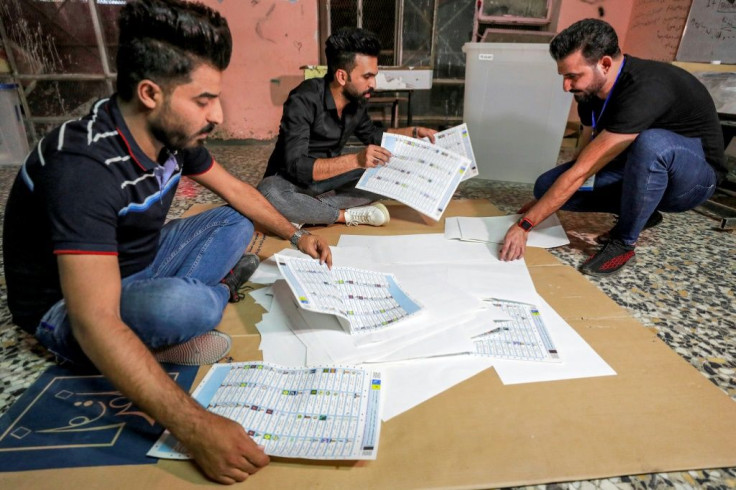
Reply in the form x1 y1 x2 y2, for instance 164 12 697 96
578 55 726 182
3 96 213 333
264 77 384 186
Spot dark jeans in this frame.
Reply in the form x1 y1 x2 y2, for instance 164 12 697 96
36 206 253 365
258 170 383 225
534 129 717 245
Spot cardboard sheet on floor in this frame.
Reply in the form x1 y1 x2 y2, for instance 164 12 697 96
7 199 733 488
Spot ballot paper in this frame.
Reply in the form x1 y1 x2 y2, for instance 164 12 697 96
356 133 470 220
473 298 561 363
445 214 570 249
433 123 478 181
273 278 482 365
148 362 383 460
275 254 422 335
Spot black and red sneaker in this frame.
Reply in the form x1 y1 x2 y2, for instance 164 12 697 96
596 211 663 245
221 253 260 302
580 239 636 276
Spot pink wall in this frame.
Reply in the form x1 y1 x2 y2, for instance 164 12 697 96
204 0 319 140
556 0 636 122
557 0 635 48
624 0 692 62
206 0 647 138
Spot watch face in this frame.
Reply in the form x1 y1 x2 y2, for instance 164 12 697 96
519 219 533 231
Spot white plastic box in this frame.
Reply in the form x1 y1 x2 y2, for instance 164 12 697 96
462 43 572 183
0 83 29 165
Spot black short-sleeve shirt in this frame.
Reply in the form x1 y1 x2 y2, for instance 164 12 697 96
578 55 726 182
263 77 384 186
3 96 213 332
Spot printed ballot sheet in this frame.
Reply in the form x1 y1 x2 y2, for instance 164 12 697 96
473 298 561 363
356 133 470 220
433 123 478 181
275 254 422 335
148 362 384 460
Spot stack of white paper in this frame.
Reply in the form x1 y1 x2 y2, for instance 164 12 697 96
250 239 614 424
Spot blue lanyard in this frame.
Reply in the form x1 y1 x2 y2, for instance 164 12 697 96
591 58 626 139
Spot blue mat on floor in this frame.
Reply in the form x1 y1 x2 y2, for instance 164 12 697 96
0 363 198 471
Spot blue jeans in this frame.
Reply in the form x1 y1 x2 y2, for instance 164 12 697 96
534 129 717 245
36 206 254 365
258 171 383 225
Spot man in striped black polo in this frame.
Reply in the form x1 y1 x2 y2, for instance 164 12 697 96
3 0 331 483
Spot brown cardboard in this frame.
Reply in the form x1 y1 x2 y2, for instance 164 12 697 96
529 262 630 320
4 200 734 489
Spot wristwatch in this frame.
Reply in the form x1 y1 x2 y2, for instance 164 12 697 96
289 229 311 248
517 217 534 232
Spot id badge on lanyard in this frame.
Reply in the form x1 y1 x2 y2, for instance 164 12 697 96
580 58 626 192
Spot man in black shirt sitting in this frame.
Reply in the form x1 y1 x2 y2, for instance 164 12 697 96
258 28 436 227
499 18 725 276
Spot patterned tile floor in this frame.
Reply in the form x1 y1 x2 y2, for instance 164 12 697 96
0 142 734 489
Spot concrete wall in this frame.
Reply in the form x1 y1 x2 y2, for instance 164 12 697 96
205 0 319 140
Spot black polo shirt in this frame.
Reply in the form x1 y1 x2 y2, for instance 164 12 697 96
263 77 384 186
578 55 726 182
3 96 213 333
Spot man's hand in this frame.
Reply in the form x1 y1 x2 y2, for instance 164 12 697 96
357 144 392 168
183 411 270 484
415 126 437 143
500 224 528 261
298 233 333 268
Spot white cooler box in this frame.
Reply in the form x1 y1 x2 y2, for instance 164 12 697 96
462 43 572 183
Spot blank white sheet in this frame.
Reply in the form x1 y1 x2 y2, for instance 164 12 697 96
445 214 570 248
254 286 308 366
338 233 498 264
375 355 494 421
249 285 274 311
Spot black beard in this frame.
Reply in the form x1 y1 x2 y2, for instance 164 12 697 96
573 92 597 104
344 87 372 106
150 122 215 151
150 125 189 152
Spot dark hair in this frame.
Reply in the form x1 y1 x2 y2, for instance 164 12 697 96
549 18 621 64
116 0 232 101
324 28 381 81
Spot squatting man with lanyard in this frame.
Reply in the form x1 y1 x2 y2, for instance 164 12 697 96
3 0 331 484
500 19 724 276
258 27 437 228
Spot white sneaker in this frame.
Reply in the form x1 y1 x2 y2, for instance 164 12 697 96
344 202 390 226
